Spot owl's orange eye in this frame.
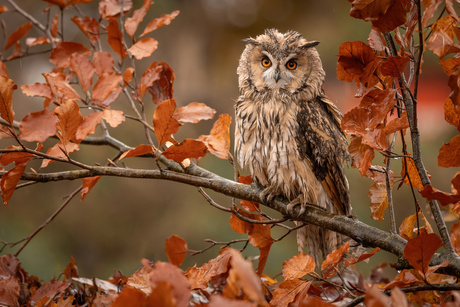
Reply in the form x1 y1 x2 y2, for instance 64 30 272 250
261 57 272 67
286 60 297 70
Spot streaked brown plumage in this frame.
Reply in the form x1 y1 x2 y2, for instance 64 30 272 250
235 29 352 263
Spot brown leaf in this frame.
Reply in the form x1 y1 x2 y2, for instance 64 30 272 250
0 146 34 166
43 71 81 102
128 37 159 60
19 109 57 143
399 212 434 240
185 251 232 290
149 261 191 307
99 0 133 19
94 51 115 76
75 112 103 141
49 42 91 68
31 280 71 303
123 67 134 85
451 220 460 254
366 165 396 221
81 176 101 201
63 256 78 279
0 5 9 14
384 269 421 290
147 281 176 307
0 276 20 306
111 286 147 307
152 99 181 146
119 144 154 160
106 18 127 59
438 134 460 167
138 62 163 99
92 72 122 107
282 254 315 280
209 295 256 307
54 100 83 145
444 98 460 130
125 0 153 37
383 112 410 135
5 21 32 50
364 284 391 307
70 52 95 92
147 62 175 104
173 102 216 124
420 172 460 206
71 16 99 45
162 138 207 162
368 28 386 52
422 0 444 28
25 37 51 47
165 235 188 267
41 142 79 168
370 0 412 33
257 245 271 275
140 10 180 37
1 160 29 205
50 11 59 37
402 154 425 189
403 232 443 275
102 109 125 127
0 61 8 77
0 76 16 126
381 56 410 77
427 16 460 58
321 241 350 278
21 83 52 99
345 247 380 267
348 135 374 176
349 0 392 21
199 114 232 159
269 279 310 307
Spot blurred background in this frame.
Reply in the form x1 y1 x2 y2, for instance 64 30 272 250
0 0 458 281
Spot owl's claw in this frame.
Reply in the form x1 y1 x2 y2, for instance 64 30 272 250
286 198 305 217
259 188 276 204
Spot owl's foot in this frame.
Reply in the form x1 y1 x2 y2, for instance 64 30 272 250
286 197 305 217
259 187 277 204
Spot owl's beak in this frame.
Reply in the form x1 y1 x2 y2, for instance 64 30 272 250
274 68 281 82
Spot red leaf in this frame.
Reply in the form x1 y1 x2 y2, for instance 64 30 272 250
102 109 125 127
381 56 410 77
75 112 103 141
94 51 115 76
125 0 153 37
19 109 57 143
173 102 216 124
438 134 460 167
127 37 159 60
119 144 154 160
147 62 175 104
71 16 99 45
140 10 180 37
152 99 181 146
92 72 122 108
1 160 29 206
5 21 32 50
70 53 95 92
49 42 91 68
162 138 208 162
198 114 232 159
0 76 16 126
106 18 127 59
99 0 133 19
165 235 188 267
282 253 315 280
54 100 83 145
420 173 460 206
403 232 443 275
81 176 101 201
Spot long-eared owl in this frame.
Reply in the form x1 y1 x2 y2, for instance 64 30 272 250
235 29 352 262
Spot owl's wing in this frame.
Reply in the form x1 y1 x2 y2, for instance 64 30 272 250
296 95 351 214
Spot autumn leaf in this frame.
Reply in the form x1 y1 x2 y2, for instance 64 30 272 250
282 254 315 280
21 83 52 99
165 235 188 267
380 56 410 77
75 112 103 141
153 99 181 146
5 21 32 50
444 98 460 130
384 269 421 290
383 112 410 135
399 212 434 240
25 37 51 47
49 42 91 68
138 62 163 99
19 109 57 143
451 220 460 255
0 76 16 126
70 52 95 92
147 281 176 307
63 256 79 279
31 280 71 303
185 250 232 290
209 295 257 307
0 146 34 166
92 72 122 107
127 38 159 60
125 0 153 37
321 241 350 278
1 160 29 206
147 62 175 104
173 102 216 124
162 138 207 162
99 0 133 19
149 261 191 306
401 154 425 189
345 247 380 267
0 61 8 77
403 232 443 275
41 142 79 168
54 100 83 145
348 135 374 176
71 16 100 45
120 144 154 160
102 109 125 127
366 165 396 221
438 134 460 167
140 10 180 37
43 71 81 102
106 18 127 59
364 284 391 307
199 114 232 159
94 51 115 76
420 172 460 206
269 279 311 307
427 16 460 59
111 286 147 307
123 67 134 85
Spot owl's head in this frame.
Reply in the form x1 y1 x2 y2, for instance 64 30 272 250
238 29 325 98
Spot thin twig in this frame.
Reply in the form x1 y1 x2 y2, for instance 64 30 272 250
197 187 231 212
386 132 397 234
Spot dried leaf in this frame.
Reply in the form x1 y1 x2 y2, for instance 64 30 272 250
112 286 147 307
348 135 374 176
99 0 133 19
71 16 99 45
149 262 191 307
427 16 460 58
198 114 232 159
0 61 8 78
162 138 207 162
371 0 411 33
444 98 460 130
403 232 442 275
81 176 101 201
349 0 392 21
94 51 115 76
128 37 159 60
383 112 410 135
63 256 78 279
138 62 163 99
364 284 391 307
147 281 176 307
123 67 134 85
106 18 127 59
165 235 188 267
125 0 153 37
0 76 16 126
50 11 59 37
25 37 51 47
402 154 425 189
422 0 444 28
0 276 19 306
31 280 71 303
152 99 181 146
185 251 232 290
140 10 180 37
209 295 256 307
5 21 32 50
102 109 125 127
75 112 103 141
438 134 460 167
451 220 460 254
92 72 122 107
41 142 79 168
70 52 95 92
321 241 350 278
1 160 29 205
345 247 380 267
43 71 81 102
420 172 460 206
282 254 315 280
21 83 52 99
269 279 310 307
119 144 154 160
173 102 216 124
147 62 175 104
49 42 91 68
54 100 83 145
0 5 9 14
384 269 421 290
0 146 34 166
19 109 57 143
380 56 410 77
366 165 396 221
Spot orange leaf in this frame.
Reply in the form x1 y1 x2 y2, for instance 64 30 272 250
128 37 158 60
102 109 125 127
123 67 134 85
138 62 163 99
99 0 133 19
31 280 71 303
146 281 176 307
106 18 127 59
0 76 16 126
149 262 191 307
427 16 460 58
119 144 154 160
444 98 460 130
49 42 91 68
75 112 103 141
70 53 95 92
384 269 421 290
451 220 460 254
41 142 79 168
185 251 232 290
381 56 410 77
81 176 101 201
0 61 8 77
366 165 396 221
25 37 51 47
71 16 99 45
0 146 34 166
19 109 57 143
63 256 78 279
43 71 81 102
50 11 59 37
111 286 147 307
5 21 32 50
54 100 83 145
92 72 122 108
173 102 216 124
348 135 374 176
269 279 311 307
198 114 232 159
165 235 188 267
364 284 391 307
21 83 52 99
282 254 315 280
383 112 410 135
402 155 425 189
209 295 257 307
1 160 29 206
0 5 9 14
438 134 460 167
403 232 443 275
152 99 181 146
125 0 153 37
93 51 115 76
321 241 350 278
162 138 207 162
147 62 175 104
420 172 460 206
257 245 271 275
345 247 380 267
140 10 180 37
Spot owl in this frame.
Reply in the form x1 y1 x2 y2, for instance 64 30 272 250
235 29 352 263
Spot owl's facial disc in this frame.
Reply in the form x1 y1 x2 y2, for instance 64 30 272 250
261 51 294 90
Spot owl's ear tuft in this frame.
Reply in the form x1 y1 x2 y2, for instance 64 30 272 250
300 41 320 49
242 38 261 46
